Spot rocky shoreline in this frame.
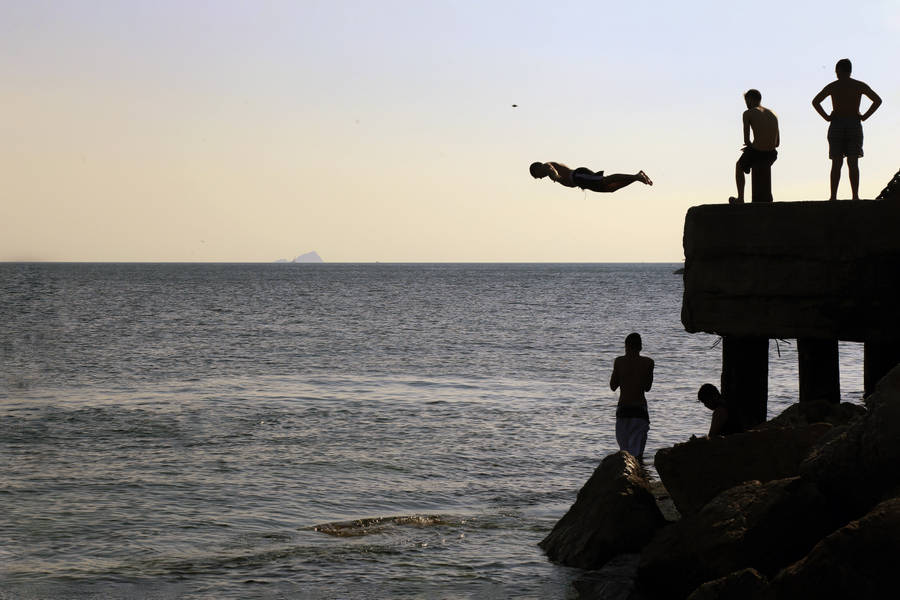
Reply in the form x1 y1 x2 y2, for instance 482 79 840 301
540 365 900 599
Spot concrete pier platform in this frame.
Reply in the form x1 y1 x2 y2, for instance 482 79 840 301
681 200 900 412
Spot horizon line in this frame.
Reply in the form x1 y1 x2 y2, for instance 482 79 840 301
1 260 686 265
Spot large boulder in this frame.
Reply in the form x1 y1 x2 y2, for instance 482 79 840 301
572 554 647 600
770 497 900 598
654 423 832 516
539 452 666 570
801 364 900 519
686 568 770 600
637 477 839 600
755 400 864 430
637 366 900 598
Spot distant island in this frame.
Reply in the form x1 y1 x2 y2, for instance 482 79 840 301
275 251 324 263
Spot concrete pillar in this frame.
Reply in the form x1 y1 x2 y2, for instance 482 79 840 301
864 341 900 397
797 339 840 403
751 163 773 203
721 336 769 428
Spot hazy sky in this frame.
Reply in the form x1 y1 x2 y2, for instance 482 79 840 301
3 0 898 262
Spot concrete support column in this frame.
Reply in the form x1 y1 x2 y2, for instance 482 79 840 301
864 341 900 397
721 336 769 429
751 164 773 203
797 339 840 403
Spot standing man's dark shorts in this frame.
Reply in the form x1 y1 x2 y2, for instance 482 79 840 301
737 147 778 174
827 117 864 158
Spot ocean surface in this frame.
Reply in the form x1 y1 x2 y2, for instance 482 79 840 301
0 263 865 599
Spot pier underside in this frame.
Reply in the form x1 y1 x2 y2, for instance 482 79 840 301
682 200 900 424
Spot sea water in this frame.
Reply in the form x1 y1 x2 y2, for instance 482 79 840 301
0 263 865 599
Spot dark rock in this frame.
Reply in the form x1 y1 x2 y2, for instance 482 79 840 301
648 479 680 522
801 364 900 519
875 168 900 200
572 554 649 600
311 514 449 537
637 477 839 600
863 361 900 412
654 424 832 516
770 497 900 599
539 452 666 570
686 568 770 600
635 366 900 597
754 400 864 431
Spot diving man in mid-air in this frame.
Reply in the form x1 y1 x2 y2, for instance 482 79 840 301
529 161 652 193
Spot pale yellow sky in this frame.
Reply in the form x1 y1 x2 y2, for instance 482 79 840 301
3 1 898 262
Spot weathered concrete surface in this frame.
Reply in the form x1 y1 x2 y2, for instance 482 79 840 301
539 452 666 570
720 335 768 427
681 200 900 342
654 423 832 517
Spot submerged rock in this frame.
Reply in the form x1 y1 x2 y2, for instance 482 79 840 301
311 514 450 537
654 423 832 517
539 452 665 570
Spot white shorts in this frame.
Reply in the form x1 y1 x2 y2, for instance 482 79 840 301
615 417 649 458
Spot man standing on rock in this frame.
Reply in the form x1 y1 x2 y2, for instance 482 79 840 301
610 333 655 459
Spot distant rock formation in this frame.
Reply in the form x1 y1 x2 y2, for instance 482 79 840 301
292 251 325 262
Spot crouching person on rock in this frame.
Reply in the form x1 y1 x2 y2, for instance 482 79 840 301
698 383 744 436
610 333 654 459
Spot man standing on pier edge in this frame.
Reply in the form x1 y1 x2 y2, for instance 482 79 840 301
812 58 882 201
